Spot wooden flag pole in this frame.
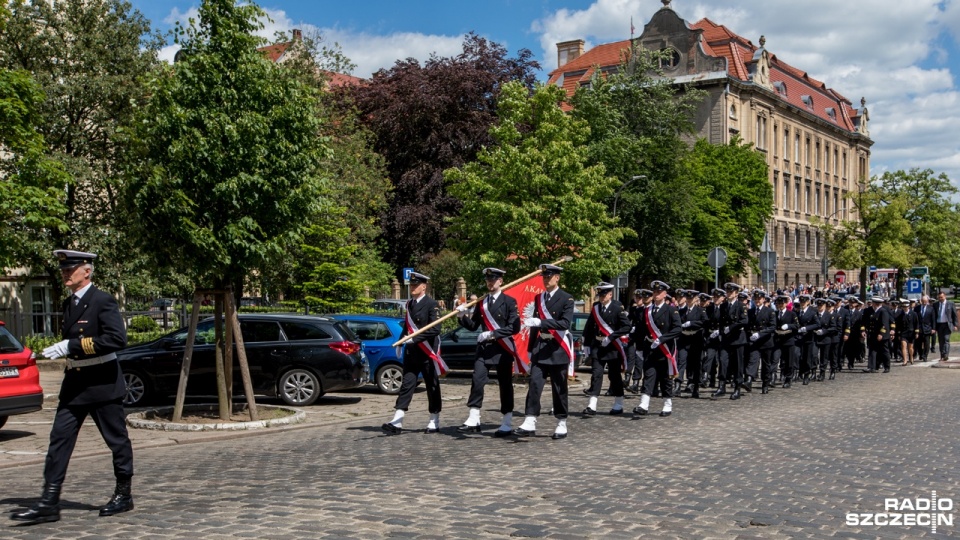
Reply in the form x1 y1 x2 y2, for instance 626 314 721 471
391 256 573 347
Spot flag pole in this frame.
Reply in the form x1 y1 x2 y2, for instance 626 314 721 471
390 255 574 347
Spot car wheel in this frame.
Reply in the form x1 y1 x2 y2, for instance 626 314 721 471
0 416 7 430
122 370 151 407
376 363 403 395
279 368 323 406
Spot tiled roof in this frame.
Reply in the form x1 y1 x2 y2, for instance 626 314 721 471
259 42 290 63
547 15 861 133
324 71 364 88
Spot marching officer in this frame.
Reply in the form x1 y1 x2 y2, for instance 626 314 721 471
714 282 748 400
747 291 776 393
833 296 851 376
634 280 682 416
12 250 133 525
514 264 575 440
382 271 445 434
867 296 893 373
773 294 799 389
702 288 725 389
582 282 631 416
845 297 864 368
795 293 820 385
678 291 707 398
626 288 652 393
455 268 521 436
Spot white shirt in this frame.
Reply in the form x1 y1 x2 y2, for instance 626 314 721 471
72 283 93 304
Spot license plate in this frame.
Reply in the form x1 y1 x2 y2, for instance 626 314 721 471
0 367 19 378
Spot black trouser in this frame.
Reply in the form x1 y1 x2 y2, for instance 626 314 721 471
395 353 442 414
816 343 829 373
930 333 937 353
625 345 643 383
937 324 952 358
678 337 702 385
587 355 624 398
799 341 817 375
703 344 720 384
640 355 673 398
44 399 133 486
466 358 514 414
829 342 841 372
719 344 744 384
873 340 891 370
746 347 761 379
523 362 568 418
917 333 931 360
757 348 775 385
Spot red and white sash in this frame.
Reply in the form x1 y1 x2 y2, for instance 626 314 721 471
405 305 449 377
644 304 678 377
479 296 527 374
537 292 575 377
591 303 629 372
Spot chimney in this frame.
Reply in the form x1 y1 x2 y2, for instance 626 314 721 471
557 39 585 68
292 29 302 41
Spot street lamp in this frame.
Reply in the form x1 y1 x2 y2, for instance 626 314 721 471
613 175 646 218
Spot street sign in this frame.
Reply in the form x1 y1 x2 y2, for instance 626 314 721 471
707 247 727 269
402 267 413 285
907 279 922 294
834 270 846 283
910 266 929 277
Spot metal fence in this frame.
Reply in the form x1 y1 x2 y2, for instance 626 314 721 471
0 305 188 342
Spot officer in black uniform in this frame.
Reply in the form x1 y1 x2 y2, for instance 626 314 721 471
773 295 799 388
582 282 631 416
747 291 776 393
845 297 864 368
867 296 893 373
455 268 521 436
795 294 820 385
833 296 851 376
626 289 652 393
678 291 707 398
514 264 575 440
813 299 832 381
702 288 725 388
634 280 682 416
714 283 748 400
12 250 132 525
382 271 443 434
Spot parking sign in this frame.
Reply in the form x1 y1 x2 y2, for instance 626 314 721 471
402 267 413 285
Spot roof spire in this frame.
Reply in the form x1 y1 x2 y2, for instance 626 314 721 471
759 35 766 47
662 0 671 8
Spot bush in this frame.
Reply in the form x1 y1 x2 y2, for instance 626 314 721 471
22 334 58 353
129 315 160 332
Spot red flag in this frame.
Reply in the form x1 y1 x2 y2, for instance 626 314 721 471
631 16 635 37
504 275 545 374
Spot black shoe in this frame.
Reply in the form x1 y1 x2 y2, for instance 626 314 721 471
627 384 640 394
711 383 726 398
582 388 592 396
633 406 648 416
730 388 741 400
425 427 440 434
581 407 596 417
659 410 672 417
512 427 535 437
802 374 810 385
828 372 836 380
883 368 890 373
691 386 700 399
783 379 792 389
99 479 134 517
381 422 402 434
457 424 481 433
609 408 624 415
741 380 752 393
761 385 769 394
493 429 513 438
10 483 61 525
673 381 682 395
551 432 567 440
682 383 692 393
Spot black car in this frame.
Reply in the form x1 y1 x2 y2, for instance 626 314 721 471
118 314 368 407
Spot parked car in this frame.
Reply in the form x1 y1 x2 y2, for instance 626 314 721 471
370 299 408 315
0 321 43 430
117 314 367 407
328 315 406 394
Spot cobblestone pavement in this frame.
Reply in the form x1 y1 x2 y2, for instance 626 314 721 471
2 363 959 539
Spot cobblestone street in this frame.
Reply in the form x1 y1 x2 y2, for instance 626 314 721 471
2 363 958 539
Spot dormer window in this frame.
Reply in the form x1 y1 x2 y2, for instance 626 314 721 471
729 104 738 119
659 47 681 70
801 95 814 109
773 81 787 96
825 107 836 121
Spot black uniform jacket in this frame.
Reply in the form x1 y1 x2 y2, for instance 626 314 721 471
637 302 682 361
528 289 575 366
870 306 893 343
774 307 799 347
680 305 707 344
459 292 520 365
915 304 936 334
704 302 723 348
815 310 836 346
400 295 441 360
748 304 776 350
796 306 821 344
583 300 631 362
719 299 749 346
59 285 127 407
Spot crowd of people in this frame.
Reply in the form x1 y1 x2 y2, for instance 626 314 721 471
378 265 958 441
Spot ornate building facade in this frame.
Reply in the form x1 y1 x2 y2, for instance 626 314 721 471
547 1 873 290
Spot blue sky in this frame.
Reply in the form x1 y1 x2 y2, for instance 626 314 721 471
131 0 960 186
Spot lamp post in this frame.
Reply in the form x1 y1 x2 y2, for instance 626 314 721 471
613 175 646 218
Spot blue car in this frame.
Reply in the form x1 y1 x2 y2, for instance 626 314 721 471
329 315 407 394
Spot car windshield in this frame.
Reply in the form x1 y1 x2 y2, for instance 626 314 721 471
0 326 24 353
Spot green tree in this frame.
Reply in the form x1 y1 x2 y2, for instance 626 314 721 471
0 0 159 300
569 46 706 286
682 137 773 279
446 81 637 296
125 0 329 300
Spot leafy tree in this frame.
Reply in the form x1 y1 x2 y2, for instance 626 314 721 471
0 66 69 269
0 0 159 300
125 0 329 301
419 249 482 307
445 81 637 296
347 33 539 271
683 137 773 279
569 46 707 286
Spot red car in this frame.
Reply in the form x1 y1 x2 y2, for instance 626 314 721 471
0 321 43 429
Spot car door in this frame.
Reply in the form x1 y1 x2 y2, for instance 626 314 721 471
237 319 284 393
439 326 481 370
145 319 217 396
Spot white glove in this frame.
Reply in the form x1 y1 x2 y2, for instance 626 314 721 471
799 326 807 334
478 331 493 342
723 326 730 334
395 346 403 358
601 337 611 347
749 333 759 342
455 304 469 313
709 330 719 339
780 324 789 331
815 329 824 335
524 317 541 328
583 346 591 356
630 326 635 334
43 339 70 359
650 339 660 350
681 321 691 328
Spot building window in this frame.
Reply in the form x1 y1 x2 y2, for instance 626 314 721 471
815 187 820 214
805 137 811 166
795 133 800 162
794 228 800 257
805 230 810 259
842 151 847 178
773 174 779 208
805 184 810 213
825 143 830 171
783 177 790 211
834 191 839 219
659 47 681 70
815 141 821 170
784 128 790 160
794 181 800 212
755 114 767 149
729 104 737 119
773 125 778 157
834 148 839 175
783 228 789 257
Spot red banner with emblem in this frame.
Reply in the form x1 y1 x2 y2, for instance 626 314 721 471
503 275 545 375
